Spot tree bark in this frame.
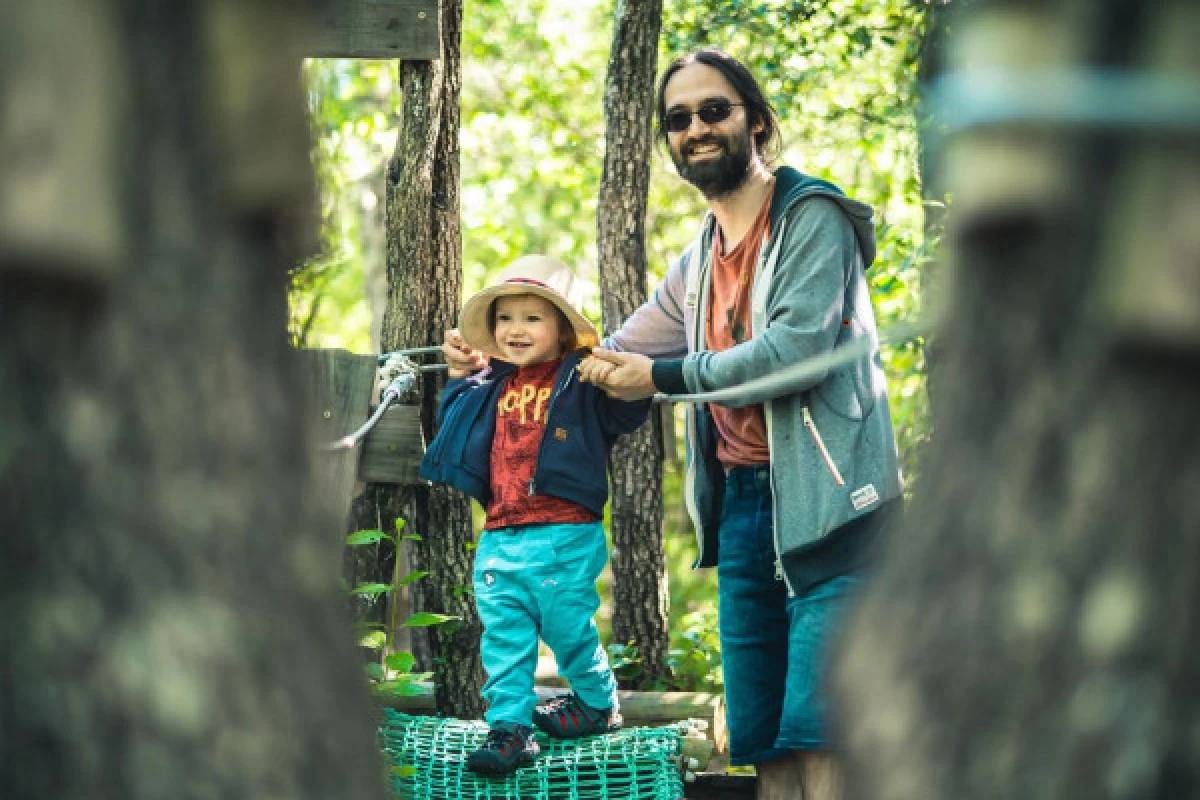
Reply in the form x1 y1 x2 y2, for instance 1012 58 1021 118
0 2 385 798
597 0 671 688
835 2 1200 798
378 0 484 719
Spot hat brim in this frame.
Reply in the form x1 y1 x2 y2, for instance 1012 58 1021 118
460 283 600 361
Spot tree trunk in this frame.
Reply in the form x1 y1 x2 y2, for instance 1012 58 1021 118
917 0 964 419
835 2 1200 798
597 0 671 688
0 2 385 798
378 0 484 719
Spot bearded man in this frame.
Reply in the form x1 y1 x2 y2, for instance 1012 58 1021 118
579 48 904 800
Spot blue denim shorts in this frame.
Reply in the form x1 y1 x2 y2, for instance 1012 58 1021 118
717 465 859 765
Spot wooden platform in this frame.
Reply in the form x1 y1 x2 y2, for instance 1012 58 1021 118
685 773 755 799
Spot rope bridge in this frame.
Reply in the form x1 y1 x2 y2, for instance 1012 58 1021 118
380 710 692 800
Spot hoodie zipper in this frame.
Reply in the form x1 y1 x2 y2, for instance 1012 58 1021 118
528 363 574 496
802 406 845 486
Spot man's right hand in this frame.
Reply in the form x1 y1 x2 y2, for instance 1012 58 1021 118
578 349 658 401
443 328 488 378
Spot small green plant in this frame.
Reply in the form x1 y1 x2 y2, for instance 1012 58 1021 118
666 606 722 693
606 641 645 687
607 604 722 693
345 517 459 699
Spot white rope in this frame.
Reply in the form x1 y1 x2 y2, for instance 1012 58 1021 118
321 353 422 452
657 321 927 405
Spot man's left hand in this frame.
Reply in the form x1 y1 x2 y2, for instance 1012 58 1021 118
579 349 657 401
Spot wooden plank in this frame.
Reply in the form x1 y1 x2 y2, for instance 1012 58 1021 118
378 685 722 721
303 349 376 529
308 0 440 60
359 402 425 484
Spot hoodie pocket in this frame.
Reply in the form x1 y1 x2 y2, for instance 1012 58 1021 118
814 312 873 421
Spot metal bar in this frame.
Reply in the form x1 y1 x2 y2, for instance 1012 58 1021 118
378 346 443 361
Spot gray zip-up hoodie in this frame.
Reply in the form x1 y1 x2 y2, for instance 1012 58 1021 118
607 166 903 595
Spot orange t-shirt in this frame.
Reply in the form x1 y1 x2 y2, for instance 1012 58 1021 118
706 185 773 468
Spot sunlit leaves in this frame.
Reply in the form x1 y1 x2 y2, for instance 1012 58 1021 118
403 612 460 628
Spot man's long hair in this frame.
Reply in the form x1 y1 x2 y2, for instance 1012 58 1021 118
654 48 782 164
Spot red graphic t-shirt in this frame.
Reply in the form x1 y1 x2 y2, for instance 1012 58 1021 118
485 359 597 530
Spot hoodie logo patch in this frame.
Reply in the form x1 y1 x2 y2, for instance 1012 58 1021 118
850 484 879 511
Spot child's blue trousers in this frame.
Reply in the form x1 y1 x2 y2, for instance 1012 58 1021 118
473 520 617 728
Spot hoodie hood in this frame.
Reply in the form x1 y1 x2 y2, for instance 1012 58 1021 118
770 166 877 268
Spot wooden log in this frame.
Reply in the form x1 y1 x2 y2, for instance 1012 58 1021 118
302 349 375 529
359 402 425 484
309 0 441 60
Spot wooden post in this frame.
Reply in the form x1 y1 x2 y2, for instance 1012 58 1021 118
0 0 127 284
303 349 376 528
359 404 425 484
309 0 440 59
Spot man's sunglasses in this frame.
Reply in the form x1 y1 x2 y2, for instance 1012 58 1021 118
662 101 745 134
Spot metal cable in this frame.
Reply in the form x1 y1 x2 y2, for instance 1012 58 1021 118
322 353 421 452
378 345 444 362
322 323 925 450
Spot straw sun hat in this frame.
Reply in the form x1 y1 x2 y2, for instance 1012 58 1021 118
459 255 600 361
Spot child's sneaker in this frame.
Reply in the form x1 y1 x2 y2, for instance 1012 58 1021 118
532 692 622 739
465 723 539 775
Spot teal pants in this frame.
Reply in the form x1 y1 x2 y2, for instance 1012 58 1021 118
474 521 616 728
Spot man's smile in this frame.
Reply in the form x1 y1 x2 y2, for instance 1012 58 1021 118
687 140 723 159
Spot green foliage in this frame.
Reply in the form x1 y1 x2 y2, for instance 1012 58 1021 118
345 522 451 698
608 603 723 693
386 651 416 673
667 607 724 693
292 59 398 351
403 611 460 628
345 528 390 546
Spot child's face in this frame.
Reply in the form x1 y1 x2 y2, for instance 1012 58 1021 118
492 294 566 367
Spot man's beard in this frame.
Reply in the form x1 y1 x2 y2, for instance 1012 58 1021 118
671 127 754 198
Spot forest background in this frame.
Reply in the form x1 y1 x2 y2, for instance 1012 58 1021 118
292 0 933 693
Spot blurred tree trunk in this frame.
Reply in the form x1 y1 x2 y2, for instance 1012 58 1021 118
836 1 1200 798
0 2 385 798
378 0 484 718
597 0 671 688
917 0 965 417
